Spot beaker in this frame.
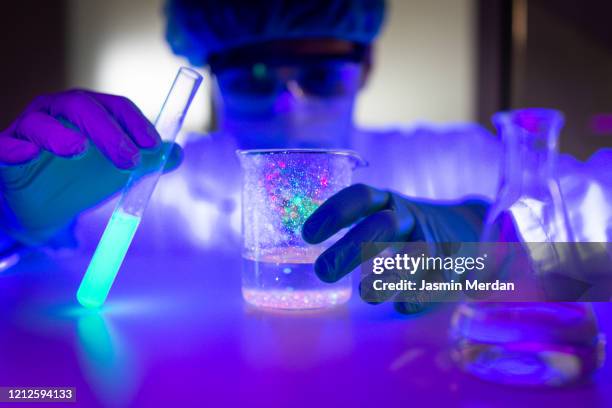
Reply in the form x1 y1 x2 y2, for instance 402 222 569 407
450 108 605 386
238 149 363 310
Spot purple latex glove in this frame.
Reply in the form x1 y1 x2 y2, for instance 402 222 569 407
0 90 161 167
0 89 182 245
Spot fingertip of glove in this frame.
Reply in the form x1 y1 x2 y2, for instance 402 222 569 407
301 222 319 244
164 143 183 172
314 255 338 283
394 301 431 315
123 150 142 170
61 138 89 159
145 126 163 149
301 212 328 244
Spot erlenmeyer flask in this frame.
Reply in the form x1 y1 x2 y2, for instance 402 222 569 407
450 108 605 387
484 108 572 243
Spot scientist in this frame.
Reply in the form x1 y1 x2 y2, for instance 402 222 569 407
0 0 610 313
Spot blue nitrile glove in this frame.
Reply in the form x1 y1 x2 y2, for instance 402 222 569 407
302 183 490 313
0 90 182 246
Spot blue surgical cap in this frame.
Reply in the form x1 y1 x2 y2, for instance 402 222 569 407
165 0 387 67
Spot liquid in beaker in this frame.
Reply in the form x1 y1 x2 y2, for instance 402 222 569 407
238 149 363 310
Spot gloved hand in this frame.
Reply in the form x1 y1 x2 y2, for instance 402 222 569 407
0 89 182 246
302 183 490 313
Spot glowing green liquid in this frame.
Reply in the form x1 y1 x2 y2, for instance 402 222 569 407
77 211 141 308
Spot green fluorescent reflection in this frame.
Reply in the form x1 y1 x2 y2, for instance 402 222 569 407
77 211 141 308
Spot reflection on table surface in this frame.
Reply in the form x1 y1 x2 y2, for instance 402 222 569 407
1 250 611 407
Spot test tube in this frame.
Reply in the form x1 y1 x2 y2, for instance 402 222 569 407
77 67 202 308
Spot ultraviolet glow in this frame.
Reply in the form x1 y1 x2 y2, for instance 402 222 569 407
77 211 141 308
76 67 202 308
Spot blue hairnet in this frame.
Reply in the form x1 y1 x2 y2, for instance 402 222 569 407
165 0 386 66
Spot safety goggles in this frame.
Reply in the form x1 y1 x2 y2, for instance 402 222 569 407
215 59 363 100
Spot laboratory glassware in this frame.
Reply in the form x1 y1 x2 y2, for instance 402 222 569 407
77 67 202 308
450 108 604 386
238 149 364 310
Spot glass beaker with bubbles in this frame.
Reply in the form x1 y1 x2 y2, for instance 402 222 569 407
451 108 605 387
238 149 364 310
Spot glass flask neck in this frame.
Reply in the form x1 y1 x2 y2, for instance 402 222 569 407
488 108 574 242
494 109 563 193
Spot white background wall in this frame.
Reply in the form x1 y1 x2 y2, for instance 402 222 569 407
67 0 476 132
356 0 476 127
